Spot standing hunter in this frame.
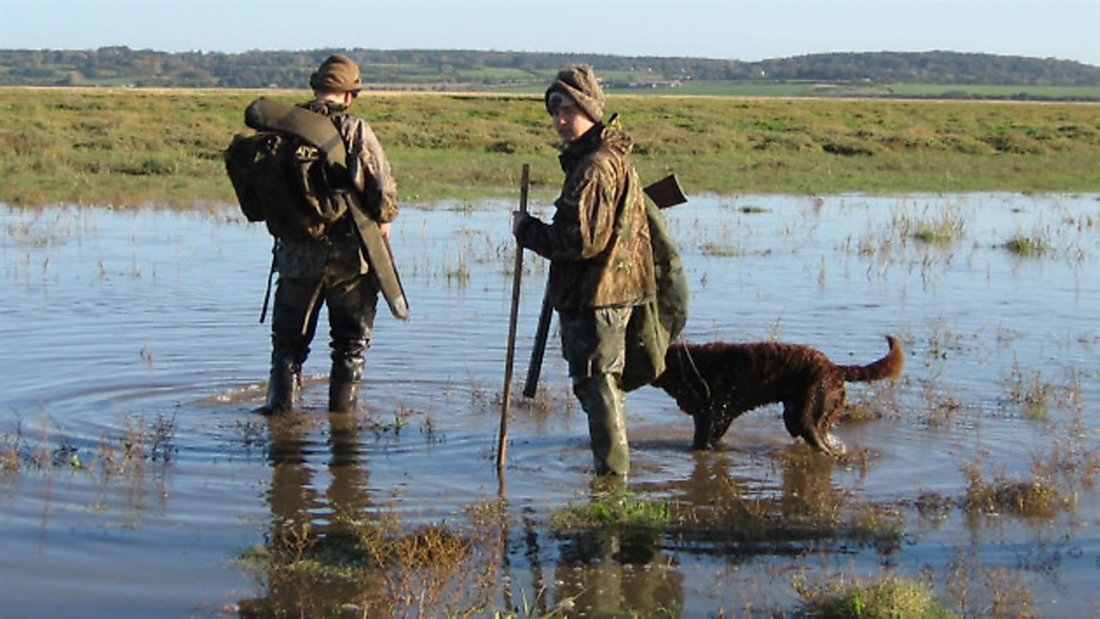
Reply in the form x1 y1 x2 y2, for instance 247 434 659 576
512 64 656 476
262 54 398 415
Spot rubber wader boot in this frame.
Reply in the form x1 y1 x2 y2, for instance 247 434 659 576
328 358 364 414
263 361 299 415
576 373 630 476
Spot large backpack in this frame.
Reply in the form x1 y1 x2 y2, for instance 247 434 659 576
224 98 350 240
226 97 412 322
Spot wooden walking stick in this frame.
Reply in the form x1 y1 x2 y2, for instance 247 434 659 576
498 163 530 472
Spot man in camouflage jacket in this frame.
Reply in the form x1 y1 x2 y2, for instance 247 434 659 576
513 64 656 476
263 54 398 415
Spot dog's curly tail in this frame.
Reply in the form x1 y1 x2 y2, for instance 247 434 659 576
840 335 904 383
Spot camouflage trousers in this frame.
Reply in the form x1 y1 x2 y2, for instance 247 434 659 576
559 306 634 476
270 272 380 384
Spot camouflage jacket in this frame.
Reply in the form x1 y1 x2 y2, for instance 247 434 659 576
275 100 398 280
517 124 656 311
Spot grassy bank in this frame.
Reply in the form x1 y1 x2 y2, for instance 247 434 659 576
1 87 1097 208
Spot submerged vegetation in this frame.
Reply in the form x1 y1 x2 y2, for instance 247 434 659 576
0 87 1098 208
794 574 956 619
1 410 177 478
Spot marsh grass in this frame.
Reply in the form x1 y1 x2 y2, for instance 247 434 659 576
1002 232 1051 257
998 360 1056 421
944 550 1040 619
232 496 594 619
699 242 748 257
914 377 965 428
793 573 956 619
959 451 1077 518
550 486 672 533
891 200 967 245
231 465 1066 619
650 459 907 558
0 414 80 472
906 361 1093 522
0 410 177 479
235 514 496 618
2 88 1098 207
962 467 1065 517
795 540 1049 619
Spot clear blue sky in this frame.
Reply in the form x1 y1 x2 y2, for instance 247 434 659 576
1 0 1097 66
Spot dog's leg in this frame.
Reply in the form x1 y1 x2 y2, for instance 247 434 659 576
782 399 808 443
815 378 849 456
782 386 841 456
710 412 736 448
783 397 846 456
690 406 715 450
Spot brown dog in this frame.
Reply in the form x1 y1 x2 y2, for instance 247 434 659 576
651 335 904 455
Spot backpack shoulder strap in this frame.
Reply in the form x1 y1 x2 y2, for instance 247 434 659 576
244 97 347 168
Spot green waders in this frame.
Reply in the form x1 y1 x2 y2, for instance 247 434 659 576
574 373 630 475
561 306 633 476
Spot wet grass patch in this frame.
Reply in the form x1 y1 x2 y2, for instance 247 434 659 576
1002 232 1051 257
0 409 177 478
961 463 1067 517
794 573 956 619
235 512 494 619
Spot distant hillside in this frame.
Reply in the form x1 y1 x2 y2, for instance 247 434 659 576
1 47 1097 99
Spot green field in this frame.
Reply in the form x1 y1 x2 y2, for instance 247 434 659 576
1 87 1097 208
615 81 1100 100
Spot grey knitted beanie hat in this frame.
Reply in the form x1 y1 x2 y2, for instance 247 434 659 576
544 63 605 122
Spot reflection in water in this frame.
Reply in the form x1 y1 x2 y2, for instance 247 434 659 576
518 479 687 618
241 415 690 617
777 449 842 518
238 412 379 617
551 527 685 617
268 412 372 540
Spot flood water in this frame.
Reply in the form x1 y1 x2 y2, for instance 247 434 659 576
1 193 1097 618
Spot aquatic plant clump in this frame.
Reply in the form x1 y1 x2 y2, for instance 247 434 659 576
794 574 956 619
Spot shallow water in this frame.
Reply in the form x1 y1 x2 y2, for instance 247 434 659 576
1 193 1097 617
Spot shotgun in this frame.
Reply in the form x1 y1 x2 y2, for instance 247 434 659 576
522 174 687 398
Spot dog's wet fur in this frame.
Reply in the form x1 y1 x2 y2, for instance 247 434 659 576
652 335 904 455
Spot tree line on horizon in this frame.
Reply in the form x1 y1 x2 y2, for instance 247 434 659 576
1 46 1097 93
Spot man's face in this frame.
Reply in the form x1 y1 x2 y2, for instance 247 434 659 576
552 105 596 143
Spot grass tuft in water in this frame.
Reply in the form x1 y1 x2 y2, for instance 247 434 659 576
794 573 956 619
235 508 501 618
892 202 966 245
1002 233 1050 256
998 360 1055 421
961 461 1066 517
550 485 672 533
0 410 177 478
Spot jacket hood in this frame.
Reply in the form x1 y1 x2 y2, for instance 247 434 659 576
560 124 634 172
